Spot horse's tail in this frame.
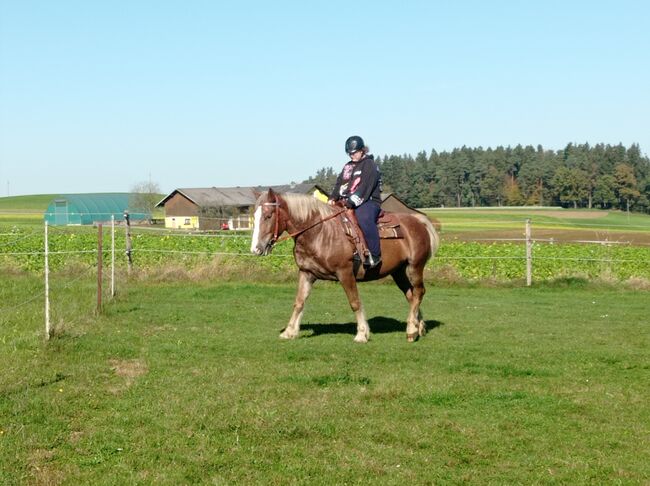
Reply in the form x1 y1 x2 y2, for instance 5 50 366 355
413 213 440 259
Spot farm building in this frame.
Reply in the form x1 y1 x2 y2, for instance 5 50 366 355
156 184 328 230
380 193 426 215
43 193 150 226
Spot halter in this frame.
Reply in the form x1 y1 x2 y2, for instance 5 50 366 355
261 194 346 252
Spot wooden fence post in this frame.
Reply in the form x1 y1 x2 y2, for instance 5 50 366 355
111 215 116 297
44 220 51 340
124 211 133 273
97 223 103 314
525 218 532 286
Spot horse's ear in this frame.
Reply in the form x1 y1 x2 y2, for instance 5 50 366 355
252 189 261 199
267 187 276 198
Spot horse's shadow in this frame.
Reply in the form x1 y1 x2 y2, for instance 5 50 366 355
301 317 443 338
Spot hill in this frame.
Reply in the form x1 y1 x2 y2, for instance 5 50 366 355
0 194 59 212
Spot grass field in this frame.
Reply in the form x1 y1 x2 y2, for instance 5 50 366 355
0 195 58 212
1 275 649 484
422 207 650 245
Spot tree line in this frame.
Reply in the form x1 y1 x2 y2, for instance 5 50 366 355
304 143 650 213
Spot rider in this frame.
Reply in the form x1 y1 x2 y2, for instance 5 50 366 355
328 135 382 268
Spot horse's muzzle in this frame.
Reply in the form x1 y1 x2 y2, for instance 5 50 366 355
251 240 274 256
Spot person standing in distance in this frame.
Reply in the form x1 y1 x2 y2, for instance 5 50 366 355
328 135 383 268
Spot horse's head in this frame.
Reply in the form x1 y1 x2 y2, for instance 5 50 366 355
250 188 286 255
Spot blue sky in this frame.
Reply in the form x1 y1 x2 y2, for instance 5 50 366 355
1 1 649 196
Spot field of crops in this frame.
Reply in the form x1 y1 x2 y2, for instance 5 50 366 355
2 225 650 282
2 198 650 283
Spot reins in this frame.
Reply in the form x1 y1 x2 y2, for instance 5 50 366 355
262 195 346 248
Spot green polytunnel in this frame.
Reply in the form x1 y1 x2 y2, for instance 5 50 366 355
43 193 150 226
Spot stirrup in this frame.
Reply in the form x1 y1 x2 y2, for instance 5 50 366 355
364 254 382 268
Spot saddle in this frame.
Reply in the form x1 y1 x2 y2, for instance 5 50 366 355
339 209 404 261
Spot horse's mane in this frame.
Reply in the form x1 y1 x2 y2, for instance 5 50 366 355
282 193 335 223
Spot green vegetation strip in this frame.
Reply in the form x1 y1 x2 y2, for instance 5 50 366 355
2 228 649 280
1 278 648 484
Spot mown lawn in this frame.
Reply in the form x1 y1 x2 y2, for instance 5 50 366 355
1 275 648 484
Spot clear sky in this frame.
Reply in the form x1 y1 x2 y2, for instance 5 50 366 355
1 1 649 197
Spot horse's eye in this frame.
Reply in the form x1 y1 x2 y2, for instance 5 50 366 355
264 213 272 220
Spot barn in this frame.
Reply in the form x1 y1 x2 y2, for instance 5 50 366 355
43 193 150 226
380 193 425 215
156 184 328 230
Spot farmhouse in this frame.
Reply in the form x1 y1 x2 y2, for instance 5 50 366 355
43 193 150 226
156 184 328 230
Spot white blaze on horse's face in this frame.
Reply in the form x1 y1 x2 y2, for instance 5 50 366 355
250 205 264 255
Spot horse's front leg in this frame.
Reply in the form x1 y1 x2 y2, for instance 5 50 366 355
338 272 370 343
280 271 316 340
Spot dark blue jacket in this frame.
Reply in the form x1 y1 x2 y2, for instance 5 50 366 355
330 155 382 208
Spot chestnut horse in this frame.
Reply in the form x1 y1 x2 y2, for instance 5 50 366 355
250 189 439 343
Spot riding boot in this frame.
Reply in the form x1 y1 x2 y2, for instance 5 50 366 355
364 253 382 268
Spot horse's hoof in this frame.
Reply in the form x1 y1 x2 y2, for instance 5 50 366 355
354 334 368 344
279 331 297 340
418 323 427 337
407 333 418 342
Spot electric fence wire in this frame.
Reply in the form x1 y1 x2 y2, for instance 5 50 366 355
0 260 97 315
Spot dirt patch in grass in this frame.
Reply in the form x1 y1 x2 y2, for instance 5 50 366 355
28 448 64 486
108 358 148 392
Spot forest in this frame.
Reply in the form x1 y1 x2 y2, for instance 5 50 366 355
304 143 650 212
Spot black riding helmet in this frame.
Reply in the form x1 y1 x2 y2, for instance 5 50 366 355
345 135 365 154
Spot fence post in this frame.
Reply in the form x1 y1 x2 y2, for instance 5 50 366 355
97 224 103 314
124 211 133 273
111 215 116 297
44 220 51 340
525 218 532 286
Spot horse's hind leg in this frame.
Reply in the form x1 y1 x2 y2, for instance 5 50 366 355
392 265 426 342
280 271 316 340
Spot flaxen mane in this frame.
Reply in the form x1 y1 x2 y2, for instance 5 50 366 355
282 193 335 223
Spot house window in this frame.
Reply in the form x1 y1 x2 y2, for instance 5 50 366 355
184 218 191 225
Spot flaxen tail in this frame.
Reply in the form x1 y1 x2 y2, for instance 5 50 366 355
413 213 440 259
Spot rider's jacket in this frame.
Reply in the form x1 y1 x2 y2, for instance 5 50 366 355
329 154 382 208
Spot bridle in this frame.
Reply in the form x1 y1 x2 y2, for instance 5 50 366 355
261 198 282 251
260 193 346 252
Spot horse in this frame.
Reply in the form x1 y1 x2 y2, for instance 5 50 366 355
250 188 440 343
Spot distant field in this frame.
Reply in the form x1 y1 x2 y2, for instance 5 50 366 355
423 207 650 245
0 194 56 212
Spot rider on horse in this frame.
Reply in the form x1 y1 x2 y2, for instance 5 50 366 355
328 136 383 268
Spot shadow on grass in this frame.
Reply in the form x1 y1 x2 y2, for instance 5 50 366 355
301 317 443 338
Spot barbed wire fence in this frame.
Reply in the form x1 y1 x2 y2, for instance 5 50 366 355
1 214 650 340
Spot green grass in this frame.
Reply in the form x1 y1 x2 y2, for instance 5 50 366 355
423 207 650 234
0 194 57 212
1 275 648 484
